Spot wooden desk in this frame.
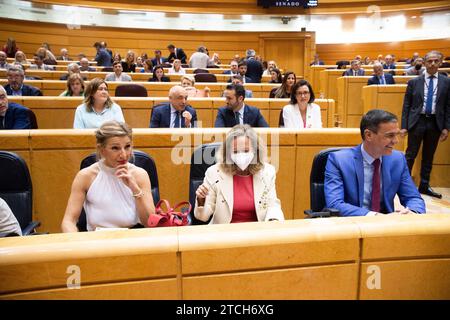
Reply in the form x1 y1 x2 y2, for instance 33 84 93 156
336 76 415 128
1 215 449 299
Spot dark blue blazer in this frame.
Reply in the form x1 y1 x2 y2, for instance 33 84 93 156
383 63 396 69
367 73 395 85
151 57 168 67
245 58 264 83
167 48 187 64
401 74 450 132
150 103 197 128
324 145 425 216
4 84 42 96
222 70 238 75
2 102 31 129
214 105 269 128
94 49 112 67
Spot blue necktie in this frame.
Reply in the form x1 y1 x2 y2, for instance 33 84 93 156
425 76 434 115
379 76 385 85
235 112 240 125
174 111 182 128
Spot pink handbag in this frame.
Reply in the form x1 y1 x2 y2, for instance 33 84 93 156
148 199 191 227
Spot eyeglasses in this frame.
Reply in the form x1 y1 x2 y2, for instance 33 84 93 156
296 91 310 96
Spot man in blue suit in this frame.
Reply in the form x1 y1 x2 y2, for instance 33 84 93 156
222 60 239 75
245 49 263 83
150 85 197 128
214 83 268 128
151 50 168 67
167 44 187 64
383 54 396 69
93 42 112 67
342 60 365 76
4 66 42 96
0 85 31 129
367 63 396 85
325 109 425 216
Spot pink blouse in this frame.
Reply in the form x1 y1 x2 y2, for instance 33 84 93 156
231 175 257 223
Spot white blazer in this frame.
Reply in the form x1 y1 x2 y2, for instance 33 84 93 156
282 103 322 129
194 163 284 224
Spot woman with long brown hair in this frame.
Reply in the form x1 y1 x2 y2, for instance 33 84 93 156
73 78 124 128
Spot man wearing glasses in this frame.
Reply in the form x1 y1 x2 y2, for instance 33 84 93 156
324 109 425 216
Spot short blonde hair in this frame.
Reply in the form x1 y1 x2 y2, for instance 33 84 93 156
217 124 266 175
95 121 133 159
181 75 195 86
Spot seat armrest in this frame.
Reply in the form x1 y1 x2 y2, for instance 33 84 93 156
22 220 41 235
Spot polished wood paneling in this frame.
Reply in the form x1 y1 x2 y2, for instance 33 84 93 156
0 18 313 72
336 76 415 128
1 215 450 299
183 264 359 299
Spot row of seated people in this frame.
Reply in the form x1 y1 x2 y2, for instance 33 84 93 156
0 109 428 236
0 80 322 130
311 52 450 69
1 64 297 98
342 57 449 85
3 38 272 83
0 60 277 85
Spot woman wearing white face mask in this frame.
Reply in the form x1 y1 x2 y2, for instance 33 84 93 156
194 125 284 224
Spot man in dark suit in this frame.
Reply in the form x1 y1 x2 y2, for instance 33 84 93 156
56 48 71 61
222 60 239 75
325 109 425 216
0 85 31 129
245 49 263 83
400 51 450 199
150 85 197 128
151 50 168 67
367 63 396 85
4 66 42 96
93 42 112 67
342 60 365 76
310 54 324 66
214 83 268 128
79 58 96 72
167 44 187 64
227 60 252 84
383 54 396 69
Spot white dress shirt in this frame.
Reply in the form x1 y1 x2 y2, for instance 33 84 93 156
422 71 438 114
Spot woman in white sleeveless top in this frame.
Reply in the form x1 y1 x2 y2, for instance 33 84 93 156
282 80 322 129
61 121 155 232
